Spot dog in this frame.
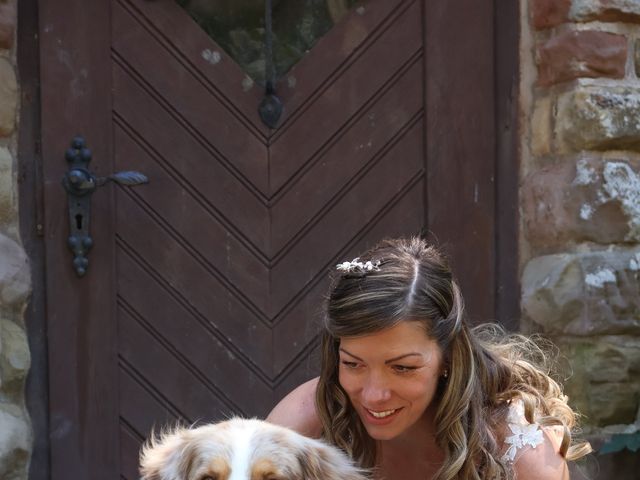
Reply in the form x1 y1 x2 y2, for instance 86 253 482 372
139 417 368 480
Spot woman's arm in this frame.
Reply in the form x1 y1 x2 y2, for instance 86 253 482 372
266 377 323 438
512 429 570 480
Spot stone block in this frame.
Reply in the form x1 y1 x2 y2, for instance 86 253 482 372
531 96 552 156
0 1 15 51
0 57 17 137
556 86 640 152
0 233 30 306
0 318 30 398
570 0 640 23
530 0 571 29
522 249 640 336
553 335 640 427
522 156 640 246
0 146 14 225
0 404 30 480
536 30 626 86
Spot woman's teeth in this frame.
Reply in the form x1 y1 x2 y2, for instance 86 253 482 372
368 408 398 418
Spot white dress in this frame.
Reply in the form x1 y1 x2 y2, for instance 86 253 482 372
500 400 545 464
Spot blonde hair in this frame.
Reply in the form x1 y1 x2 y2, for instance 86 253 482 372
315 237 591 479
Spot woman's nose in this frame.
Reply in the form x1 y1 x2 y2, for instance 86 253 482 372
361 374 392 404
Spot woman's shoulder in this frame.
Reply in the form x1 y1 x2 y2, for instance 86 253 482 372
509 426 569 480
500 400 569 480
266 377 323 438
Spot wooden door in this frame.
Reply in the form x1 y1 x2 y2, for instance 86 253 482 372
37 0 513 478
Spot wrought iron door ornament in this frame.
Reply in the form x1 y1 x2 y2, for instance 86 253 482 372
258 0 284 128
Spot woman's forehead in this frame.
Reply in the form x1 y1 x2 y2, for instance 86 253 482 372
338 321 439 355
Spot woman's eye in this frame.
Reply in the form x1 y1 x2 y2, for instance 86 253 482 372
392 365 416 373
341 360 360 369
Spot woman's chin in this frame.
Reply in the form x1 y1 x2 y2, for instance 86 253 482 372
365 427 400 441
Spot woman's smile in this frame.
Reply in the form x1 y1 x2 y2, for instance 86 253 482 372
362 406 404 426
367 408 401 418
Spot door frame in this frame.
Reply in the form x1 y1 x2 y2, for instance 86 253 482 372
18 0 49 478
19 1 520 478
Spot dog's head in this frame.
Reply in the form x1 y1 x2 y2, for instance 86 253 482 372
140 418 368 480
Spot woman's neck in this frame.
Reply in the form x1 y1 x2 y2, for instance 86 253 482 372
375 409 445 480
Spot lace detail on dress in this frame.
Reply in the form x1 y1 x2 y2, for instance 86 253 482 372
500 400 544 464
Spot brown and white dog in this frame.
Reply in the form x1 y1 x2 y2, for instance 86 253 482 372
140 418 368 480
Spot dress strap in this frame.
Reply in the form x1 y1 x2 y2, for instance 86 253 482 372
500 400 545 464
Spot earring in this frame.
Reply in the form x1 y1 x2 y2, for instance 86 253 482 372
443 370 449 379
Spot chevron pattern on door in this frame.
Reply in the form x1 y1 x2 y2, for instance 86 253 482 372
111 0 425 476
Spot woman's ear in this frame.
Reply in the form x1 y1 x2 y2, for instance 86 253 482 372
296 438 368 480
139 428 196 480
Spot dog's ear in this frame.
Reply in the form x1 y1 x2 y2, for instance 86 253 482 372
139 428 197 480
296 439 368 480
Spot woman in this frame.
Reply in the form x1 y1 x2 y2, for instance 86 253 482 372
267 237 591 479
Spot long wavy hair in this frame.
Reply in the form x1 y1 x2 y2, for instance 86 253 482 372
315 237 591 479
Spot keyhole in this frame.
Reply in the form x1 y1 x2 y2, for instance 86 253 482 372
75 214 83 230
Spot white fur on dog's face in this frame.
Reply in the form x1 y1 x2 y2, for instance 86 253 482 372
140 418 367 480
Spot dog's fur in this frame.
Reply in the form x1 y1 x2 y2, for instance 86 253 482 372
140 418 368 480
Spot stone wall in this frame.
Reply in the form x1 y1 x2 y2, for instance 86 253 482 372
0 0 33 479
521 0 640 474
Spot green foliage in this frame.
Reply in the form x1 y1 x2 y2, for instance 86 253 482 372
599 432 640 454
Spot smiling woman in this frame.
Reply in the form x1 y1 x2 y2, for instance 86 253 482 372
267 237 592 480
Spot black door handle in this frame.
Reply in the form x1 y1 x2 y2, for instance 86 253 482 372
62 136 149 277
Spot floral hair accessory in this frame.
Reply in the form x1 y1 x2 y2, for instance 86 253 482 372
336 257 381 274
